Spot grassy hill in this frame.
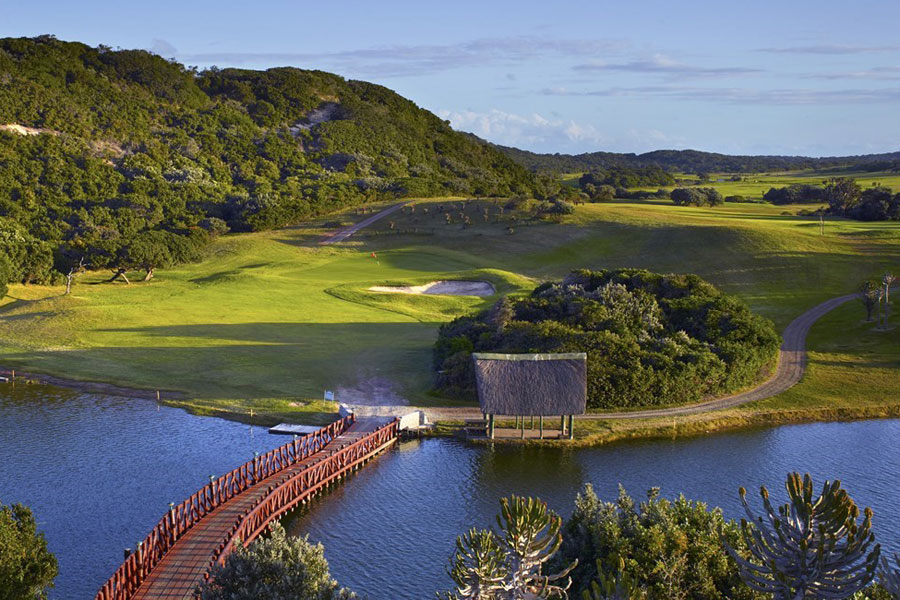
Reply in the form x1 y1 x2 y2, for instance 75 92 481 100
0 35 537 286
2 195 898 433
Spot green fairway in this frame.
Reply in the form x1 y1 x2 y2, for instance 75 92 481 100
624 169 900 201
1 194 898 428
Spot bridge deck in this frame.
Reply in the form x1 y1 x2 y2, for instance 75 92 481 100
132 417 393 600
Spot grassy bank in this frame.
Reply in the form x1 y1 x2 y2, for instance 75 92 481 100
1 192 898 435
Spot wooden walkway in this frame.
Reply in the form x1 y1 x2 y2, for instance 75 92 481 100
97 415 399 600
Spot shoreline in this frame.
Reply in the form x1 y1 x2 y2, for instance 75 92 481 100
4 364 900 449
0 367 185 401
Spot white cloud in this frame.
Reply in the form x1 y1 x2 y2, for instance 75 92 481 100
177 36 627 77
573 54 761 78
436 109 682 153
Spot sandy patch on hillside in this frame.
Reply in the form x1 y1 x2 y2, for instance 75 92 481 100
0 123 58 136
368 280 495 297
290 102 340 135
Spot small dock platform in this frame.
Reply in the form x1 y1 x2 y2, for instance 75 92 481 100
268 423 322 435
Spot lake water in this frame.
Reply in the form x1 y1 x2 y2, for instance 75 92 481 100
2 383 899 599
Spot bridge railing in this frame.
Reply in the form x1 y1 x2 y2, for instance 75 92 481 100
96 414 356 600
214 418 400 566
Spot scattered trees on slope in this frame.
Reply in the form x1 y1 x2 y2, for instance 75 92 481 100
0 35 543 285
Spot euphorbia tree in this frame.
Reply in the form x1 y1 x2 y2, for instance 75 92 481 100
726 472 880 600
444 495 577 600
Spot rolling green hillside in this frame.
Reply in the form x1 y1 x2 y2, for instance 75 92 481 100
0 35 537 286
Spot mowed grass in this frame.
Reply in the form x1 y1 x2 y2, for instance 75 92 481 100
626 169 900 201
1 192 899 429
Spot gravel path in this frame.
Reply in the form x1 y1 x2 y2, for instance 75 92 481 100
354 291 863 422
318 202 407 245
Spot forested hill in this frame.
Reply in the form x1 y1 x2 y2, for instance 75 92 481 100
0 35 537 287
495 143 900 174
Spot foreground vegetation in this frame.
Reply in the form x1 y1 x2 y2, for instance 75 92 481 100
0 499 57 600
181 473 900 599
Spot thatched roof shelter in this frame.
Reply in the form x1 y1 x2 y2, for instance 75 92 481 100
472 353 587 417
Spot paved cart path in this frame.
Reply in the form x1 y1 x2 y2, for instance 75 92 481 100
318 203 407 245
351 291 865 422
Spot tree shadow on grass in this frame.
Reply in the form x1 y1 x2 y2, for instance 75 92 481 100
7 322 441 403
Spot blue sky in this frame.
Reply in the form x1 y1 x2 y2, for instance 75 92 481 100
4 0 900 156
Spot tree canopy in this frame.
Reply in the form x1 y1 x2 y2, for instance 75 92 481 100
433 269 780 409
0 500 58 600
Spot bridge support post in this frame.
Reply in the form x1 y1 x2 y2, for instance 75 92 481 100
169 502 176 541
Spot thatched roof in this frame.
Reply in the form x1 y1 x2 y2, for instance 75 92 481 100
472 353 587 416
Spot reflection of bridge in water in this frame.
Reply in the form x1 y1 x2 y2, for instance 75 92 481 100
96 415 399 600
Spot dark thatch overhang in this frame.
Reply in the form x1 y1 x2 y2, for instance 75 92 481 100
472 353 587 416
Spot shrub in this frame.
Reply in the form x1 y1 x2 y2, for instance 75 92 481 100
670 187 722 207
433 269 780 409
200 522 355 600
557 485 760 600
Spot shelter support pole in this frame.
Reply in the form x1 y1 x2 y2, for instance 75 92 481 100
489 414 495 439
521 416 525 439
568 414 575 440
539 415 543 439
560 415 566 438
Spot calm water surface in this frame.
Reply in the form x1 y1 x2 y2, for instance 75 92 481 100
0 384 284 599
2 383 899 599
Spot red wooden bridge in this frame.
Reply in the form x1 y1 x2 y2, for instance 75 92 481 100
96 415 400 600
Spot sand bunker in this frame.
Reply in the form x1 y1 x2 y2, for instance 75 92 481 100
368 280 495 297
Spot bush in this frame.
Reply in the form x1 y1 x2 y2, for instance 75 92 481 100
433 269 780 409
557 485 760 600
724 195 745 203
0 500 58 600
200 522 355 600
670 187 723 207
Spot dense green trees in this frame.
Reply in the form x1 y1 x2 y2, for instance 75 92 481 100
497 144 900 175
434 269 779 409
0 500 58 600
0 36 540 284
200 523 355 600
669 187 723 207
763 184 826 205
558 485 758 600
579 167 674 191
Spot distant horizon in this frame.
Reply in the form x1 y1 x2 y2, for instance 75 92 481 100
4 0 899 156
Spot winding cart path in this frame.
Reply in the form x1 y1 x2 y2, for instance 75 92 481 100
353 291 864 422
318 202 407 245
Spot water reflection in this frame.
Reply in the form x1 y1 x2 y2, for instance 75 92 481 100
0 384 284 599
